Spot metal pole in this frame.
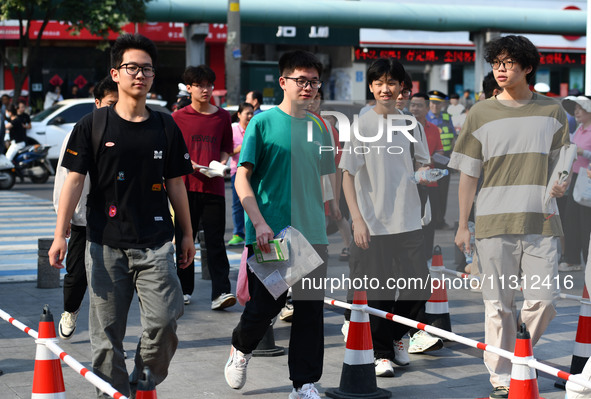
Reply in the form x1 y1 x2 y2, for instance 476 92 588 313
586 0 591 95
225 0 241 106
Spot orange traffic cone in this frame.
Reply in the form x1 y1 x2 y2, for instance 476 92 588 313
557 285 591 390
32 305 65 399
508 323 541 399
325 291 391 399
426 245 452 332
135 367 157 399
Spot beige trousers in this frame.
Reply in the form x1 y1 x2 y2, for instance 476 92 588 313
475 234 558 387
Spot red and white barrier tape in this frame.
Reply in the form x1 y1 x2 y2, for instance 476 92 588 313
0 308 127 399
324 296 591 390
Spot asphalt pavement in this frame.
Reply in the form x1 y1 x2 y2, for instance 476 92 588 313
0 174 587 398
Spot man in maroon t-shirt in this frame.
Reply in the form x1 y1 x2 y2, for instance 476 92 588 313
173 65 236 310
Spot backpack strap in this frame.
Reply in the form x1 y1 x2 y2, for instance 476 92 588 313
91 107 109 161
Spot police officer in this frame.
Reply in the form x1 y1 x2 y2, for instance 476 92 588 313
426 90 455 230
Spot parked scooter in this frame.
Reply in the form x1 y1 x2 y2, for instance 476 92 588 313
12 144 55 184
0 153 16 190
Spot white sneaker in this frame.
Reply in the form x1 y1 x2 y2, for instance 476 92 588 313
393 339 410 366
341 319 349 343
374 358 395 377
183 294 191 305
58 310 79 340
408 330 444 354
289 383 321 399
279 303 294 322
224 345 251 389
558 262 584 272
212 293 237 310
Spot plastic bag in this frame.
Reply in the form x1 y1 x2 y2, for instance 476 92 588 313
236 246 250 306
247 226 323 300
573 167 591 208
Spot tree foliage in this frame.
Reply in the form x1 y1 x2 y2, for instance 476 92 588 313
0 0 150 102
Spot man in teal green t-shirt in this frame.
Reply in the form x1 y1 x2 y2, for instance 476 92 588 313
224 50 334 399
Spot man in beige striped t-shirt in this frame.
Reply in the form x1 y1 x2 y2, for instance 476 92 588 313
450 35 569 399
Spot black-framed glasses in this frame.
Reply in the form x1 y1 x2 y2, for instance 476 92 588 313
117 63 156 77
283 76 323 89
491 59 516 71
190 83 214 91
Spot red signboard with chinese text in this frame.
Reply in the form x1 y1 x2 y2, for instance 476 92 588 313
0 21 185 42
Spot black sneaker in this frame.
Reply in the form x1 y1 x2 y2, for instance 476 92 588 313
339 247 349 262
489 386 509 399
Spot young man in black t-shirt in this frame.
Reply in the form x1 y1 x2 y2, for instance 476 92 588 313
48 34 195 398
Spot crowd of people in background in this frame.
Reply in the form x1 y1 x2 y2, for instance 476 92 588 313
0 30 588 399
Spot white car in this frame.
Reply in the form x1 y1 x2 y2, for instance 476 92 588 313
27 98 169 166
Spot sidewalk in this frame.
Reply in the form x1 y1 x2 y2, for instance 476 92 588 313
0 173 586 398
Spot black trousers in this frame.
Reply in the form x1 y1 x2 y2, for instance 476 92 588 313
64 224 88 313
348 230 430 361
232 245 328 388
434 172 450 226
563 173 591 265
175 192 231 300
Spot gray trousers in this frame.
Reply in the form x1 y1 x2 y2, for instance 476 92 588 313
86 241 184 398
476 234 558 388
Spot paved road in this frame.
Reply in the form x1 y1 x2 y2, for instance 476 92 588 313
0 173 587 398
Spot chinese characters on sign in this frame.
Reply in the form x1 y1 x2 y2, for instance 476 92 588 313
354 48 585 66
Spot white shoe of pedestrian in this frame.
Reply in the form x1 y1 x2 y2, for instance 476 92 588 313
224 345 252 389
374 358 395 377
58 310 79 340
183 294 191 305
212 293 237 310
288 383 321 399
393 339 410 366
408 330 443 354
558 262 583 272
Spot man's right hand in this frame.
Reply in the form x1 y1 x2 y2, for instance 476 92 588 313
352 217 370 250
254 221 274 253
455 226 471 255
48 237 67 269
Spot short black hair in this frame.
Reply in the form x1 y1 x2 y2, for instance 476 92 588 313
403 72 413 91
485 35 539 84
232 102 254 123
279 50 323 77
111 33 157 69
94 75 118 101
367 58 405 84
183 65 216 86
247 90 263 104
411 92 429 102
482 71 502 99
450 93 460 100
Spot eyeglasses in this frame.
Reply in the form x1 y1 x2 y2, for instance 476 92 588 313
117 63 155 77
491 59 516 71
191 83 214 91
283 76 323 89
401 89 412 97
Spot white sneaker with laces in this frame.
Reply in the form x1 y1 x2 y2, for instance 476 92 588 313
393 339 410 366
408 330 444 354
59 310 79 340
558 262 583 272
225 345 252 389
374 358 395 377
289 383 321 399
212 293 237 310
341 319 349 343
